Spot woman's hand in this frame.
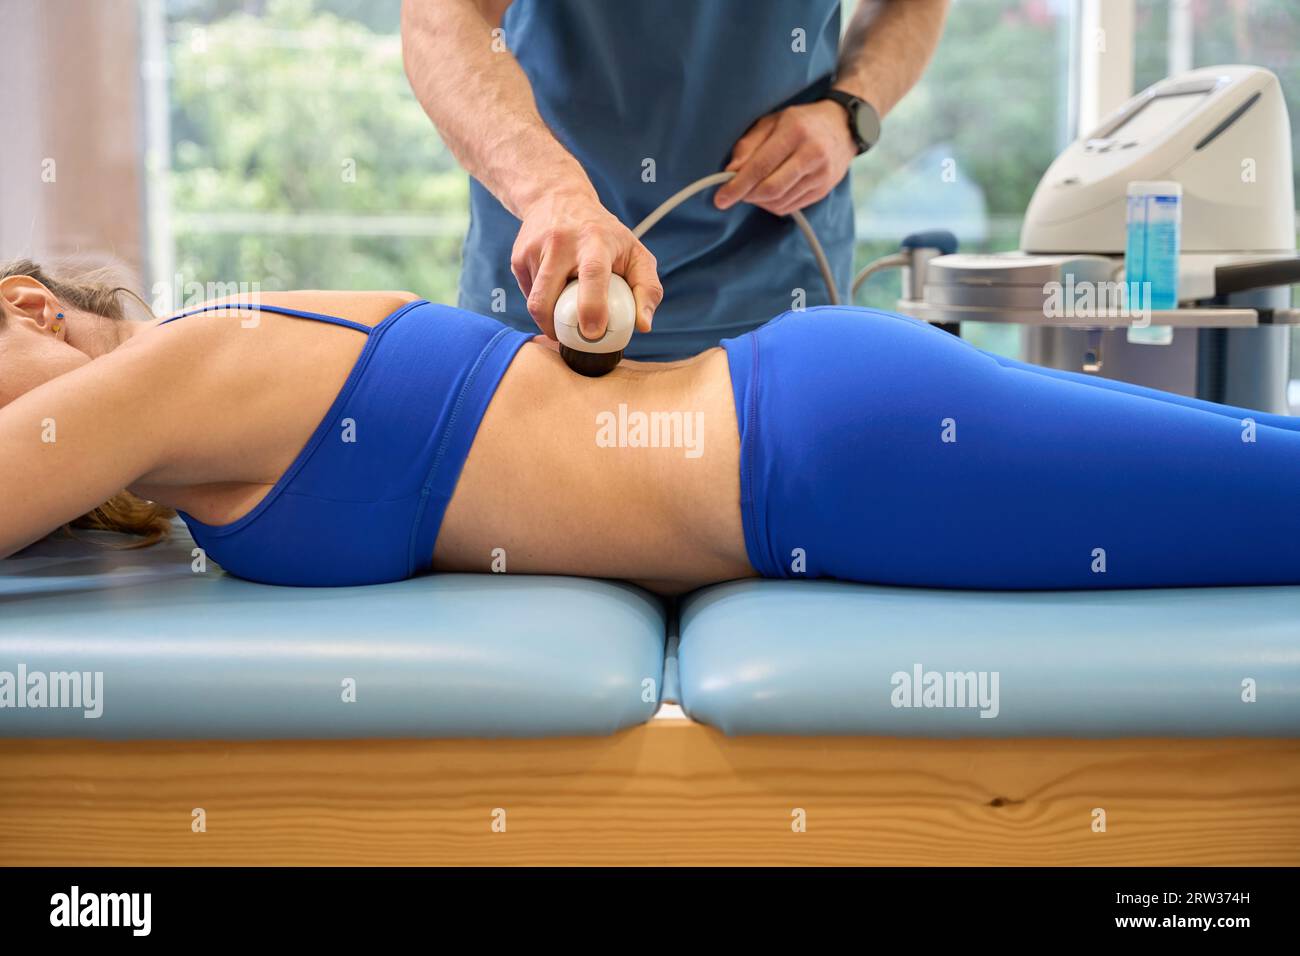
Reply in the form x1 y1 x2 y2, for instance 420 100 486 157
510 188 662 343
713 100 858 217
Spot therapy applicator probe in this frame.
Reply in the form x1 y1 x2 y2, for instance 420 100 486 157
554 170 842 376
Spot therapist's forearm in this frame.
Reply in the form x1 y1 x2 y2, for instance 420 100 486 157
400 0 596 218
834 0 950 116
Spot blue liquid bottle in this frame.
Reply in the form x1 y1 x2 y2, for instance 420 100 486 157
1125 180 1182 311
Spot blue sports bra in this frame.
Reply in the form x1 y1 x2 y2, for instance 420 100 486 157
159 299 534 586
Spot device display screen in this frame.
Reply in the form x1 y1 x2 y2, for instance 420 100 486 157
1111 92 1207 141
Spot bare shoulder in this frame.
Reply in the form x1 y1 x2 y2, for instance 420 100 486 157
133 287 423 418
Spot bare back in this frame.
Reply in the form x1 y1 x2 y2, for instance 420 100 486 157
117 292 752 592
432 340 754 593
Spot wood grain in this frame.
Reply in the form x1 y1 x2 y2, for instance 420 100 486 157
2 722 1297 865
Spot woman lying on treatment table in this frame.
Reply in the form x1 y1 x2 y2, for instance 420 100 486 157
3 259 1298 593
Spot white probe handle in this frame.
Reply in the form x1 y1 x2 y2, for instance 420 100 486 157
553 274 637 354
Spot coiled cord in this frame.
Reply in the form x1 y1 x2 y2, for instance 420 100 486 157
630 171 841 306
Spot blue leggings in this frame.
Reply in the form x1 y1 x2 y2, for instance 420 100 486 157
721 306 1300 589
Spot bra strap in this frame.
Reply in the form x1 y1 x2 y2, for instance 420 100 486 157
157 301 372 334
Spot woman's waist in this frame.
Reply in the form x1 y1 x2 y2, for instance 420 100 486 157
434 342 750 579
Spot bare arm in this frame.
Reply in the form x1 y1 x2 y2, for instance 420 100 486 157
833 0 950 116
400 0 662 341
0 291 406 558
0 339 179 559
400 0 585 221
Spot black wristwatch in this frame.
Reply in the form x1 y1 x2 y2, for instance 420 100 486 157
825 89 881 155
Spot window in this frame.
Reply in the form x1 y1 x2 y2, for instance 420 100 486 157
145 0 1076 332
144 0 466 304
847 0 1074 356
143 1 1292 365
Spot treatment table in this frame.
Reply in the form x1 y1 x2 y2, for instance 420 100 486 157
2 523 1298 865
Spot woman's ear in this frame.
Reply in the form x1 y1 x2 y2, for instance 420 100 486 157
0 275 58 326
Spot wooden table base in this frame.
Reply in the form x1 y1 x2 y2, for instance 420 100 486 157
2 719 1297 866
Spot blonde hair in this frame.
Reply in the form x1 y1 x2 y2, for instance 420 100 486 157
1 258 175 549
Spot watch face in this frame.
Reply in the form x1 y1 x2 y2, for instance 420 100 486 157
853 101 881 150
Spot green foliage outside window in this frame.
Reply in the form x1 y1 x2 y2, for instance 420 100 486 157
163 0 1066 316
161 0 1295 363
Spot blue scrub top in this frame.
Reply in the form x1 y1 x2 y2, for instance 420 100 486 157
456 0 855 360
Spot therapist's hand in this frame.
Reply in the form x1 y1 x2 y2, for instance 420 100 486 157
714 100 858 217
510 188 662 342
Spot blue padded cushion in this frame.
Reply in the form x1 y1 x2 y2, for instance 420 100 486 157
679 580 1300 737
0 526 666 739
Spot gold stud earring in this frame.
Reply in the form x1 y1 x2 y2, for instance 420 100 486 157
52 312 63 334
